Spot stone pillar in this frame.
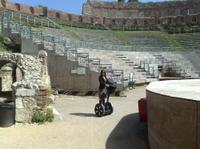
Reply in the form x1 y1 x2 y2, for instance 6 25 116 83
38 50 51 89
14 88 37 123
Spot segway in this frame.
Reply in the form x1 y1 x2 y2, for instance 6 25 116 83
94 101 113 117
94 84 116 117
94 103 105 117
104 102 113 115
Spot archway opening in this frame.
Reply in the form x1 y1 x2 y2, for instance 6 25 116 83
0 61 23 102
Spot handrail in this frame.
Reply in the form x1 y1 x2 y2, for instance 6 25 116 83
2 9 59 29
1 16 126 85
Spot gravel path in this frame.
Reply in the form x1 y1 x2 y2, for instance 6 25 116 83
0 86 149 149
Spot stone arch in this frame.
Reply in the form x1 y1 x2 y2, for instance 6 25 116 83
0 62 23 93
0 53 42 84
0 60 25 80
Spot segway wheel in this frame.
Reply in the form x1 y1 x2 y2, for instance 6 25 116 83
95 104 105 117
105 102 113 115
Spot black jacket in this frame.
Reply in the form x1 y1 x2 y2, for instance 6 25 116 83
99 76 112 91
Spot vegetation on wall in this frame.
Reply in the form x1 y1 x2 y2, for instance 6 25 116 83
0 34 14 52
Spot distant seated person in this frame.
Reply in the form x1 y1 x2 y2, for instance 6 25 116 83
98 70 116 104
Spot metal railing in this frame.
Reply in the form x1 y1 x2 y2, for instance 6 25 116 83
1 15 125 85
2 9 59 29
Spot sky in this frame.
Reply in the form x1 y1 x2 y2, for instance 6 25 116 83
10 0 165 15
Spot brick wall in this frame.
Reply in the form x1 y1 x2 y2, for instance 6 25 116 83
35 88 48 110
93 17 103 24
33 6 44 15
6 2 19 11
20 4 32 14
3 0 200 29
47 9 57 18
59 12 70 21
71 14 80 23
82 15 92 24
104 18 113 26
83 1 200 19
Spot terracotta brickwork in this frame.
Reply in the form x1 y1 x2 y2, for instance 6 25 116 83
20 3 32 14
6 2 19 11
35 88 48 110
33 7 43 16
2 1 200 28
83 1 200 18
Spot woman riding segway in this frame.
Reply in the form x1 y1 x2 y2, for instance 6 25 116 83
94 70 117 117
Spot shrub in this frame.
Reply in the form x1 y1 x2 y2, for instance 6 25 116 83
46 108 54 122
32 110 46 124
32 108 54 124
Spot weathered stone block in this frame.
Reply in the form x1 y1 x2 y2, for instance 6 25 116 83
16 88 36 97
15 108 32 123
15 97 37 123
15 97 24 109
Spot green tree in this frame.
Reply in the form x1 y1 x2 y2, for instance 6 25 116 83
118 0 125 3
128 0 139 3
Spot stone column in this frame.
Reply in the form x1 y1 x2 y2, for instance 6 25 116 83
38 50 51 88
15 88 37 123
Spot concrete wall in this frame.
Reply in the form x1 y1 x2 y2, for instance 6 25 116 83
2 24 99 92
47 51 99 92
21 37 44 56
147 90 199 149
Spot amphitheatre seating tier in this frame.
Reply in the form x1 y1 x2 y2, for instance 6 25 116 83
174 33 200 50
42 26 178 51
0 14 127 91
1 9 200 91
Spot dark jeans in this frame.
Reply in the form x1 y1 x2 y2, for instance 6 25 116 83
99 84 116 104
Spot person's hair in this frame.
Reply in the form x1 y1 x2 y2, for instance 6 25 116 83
100 69 106 77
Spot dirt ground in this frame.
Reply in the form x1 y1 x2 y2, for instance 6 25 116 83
0 86 149 149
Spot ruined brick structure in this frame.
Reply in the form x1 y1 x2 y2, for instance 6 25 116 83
0 52 50 123
83 1 200 18
1 0 200 28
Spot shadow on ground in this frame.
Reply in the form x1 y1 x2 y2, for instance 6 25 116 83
106 113 149 149
70 113 96 117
